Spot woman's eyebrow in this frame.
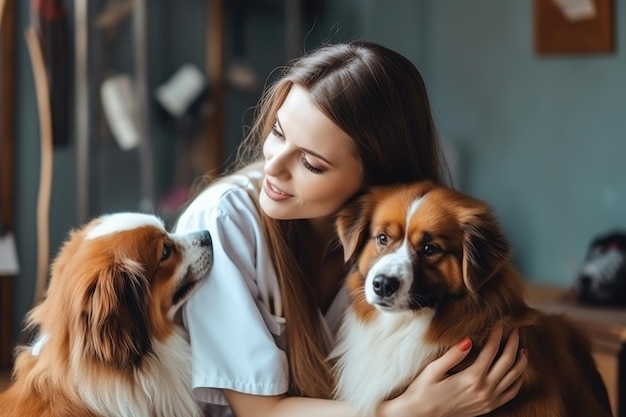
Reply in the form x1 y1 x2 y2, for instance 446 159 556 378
299 146 334 166
277 116 334 166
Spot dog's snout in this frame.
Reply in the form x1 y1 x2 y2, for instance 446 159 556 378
372 275 400 298
194 230 212 248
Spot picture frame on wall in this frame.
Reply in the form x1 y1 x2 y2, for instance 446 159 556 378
534 0 614 55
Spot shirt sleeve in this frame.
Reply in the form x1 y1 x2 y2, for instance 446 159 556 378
175 184 289 405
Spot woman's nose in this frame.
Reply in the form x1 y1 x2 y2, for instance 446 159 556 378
263 139 290 179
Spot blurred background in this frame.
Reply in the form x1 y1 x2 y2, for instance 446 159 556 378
1 0 624 361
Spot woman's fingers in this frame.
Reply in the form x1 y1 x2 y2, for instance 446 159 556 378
492 345 527 397
487 327 519 379
423 337 473 380
471 324 504 372
492 366 525 410
406 327 528 417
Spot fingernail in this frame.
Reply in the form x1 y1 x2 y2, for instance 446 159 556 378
458 338 472 352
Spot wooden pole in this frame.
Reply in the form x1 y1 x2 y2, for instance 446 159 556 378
25 26 53 307
205 0 224 178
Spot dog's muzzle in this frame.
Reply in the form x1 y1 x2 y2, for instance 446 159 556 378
372 274 400 298
194 230 212 249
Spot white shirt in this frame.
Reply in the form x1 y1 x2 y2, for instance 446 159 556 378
175 171 348 415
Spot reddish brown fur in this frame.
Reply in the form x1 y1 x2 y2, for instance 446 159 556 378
336 181 613 417
0 217 189 417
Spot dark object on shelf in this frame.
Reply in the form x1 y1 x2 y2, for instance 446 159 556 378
574 230 626 306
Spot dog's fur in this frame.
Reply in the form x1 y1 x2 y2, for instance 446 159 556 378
331 181 612 417
0 213 213 417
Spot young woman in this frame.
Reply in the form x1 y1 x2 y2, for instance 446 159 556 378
175 40 527 417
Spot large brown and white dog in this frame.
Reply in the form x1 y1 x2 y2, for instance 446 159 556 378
0 213 213 417
331 181 612 417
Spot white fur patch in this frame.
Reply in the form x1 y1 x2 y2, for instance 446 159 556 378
331 308 439 417
407 195 424 223
77 329 202 417
87 213 165 240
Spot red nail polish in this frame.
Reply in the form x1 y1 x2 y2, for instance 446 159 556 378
458 338 472 352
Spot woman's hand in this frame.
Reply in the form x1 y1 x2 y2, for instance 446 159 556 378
380 325 527 417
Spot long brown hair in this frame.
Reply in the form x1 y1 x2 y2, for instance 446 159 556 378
230 40 447 398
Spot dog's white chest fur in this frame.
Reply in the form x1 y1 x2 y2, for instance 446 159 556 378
77 330 201 417
331 307 439 417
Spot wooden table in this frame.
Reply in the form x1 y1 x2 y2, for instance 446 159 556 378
525 283 626 417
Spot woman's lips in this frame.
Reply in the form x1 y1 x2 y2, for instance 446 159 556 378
263 178 293 201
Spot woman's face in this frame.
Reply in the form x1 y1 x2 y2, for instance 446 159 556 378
260 85 363 222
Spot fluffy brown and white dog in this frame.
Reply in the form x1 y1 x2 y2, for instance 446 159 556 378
331 181 612 417
0 213 213 417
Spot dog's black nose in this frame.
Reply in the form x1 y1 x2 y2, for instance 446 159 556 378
194 230 212 248
372 275 400 298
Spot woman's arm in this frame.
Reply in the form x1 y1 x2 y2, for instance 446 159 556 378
224 390 354 417
223 325 527 417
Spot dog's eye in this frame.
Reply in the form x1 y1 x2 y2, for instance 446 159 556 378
376 233 389 246
161 244 172 261
422 243 441 256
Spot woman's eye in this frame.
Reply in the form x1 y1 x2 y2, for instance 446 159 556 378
271 123 284 138
161 244 172 262
422 243 441 256
376 233 389 246
301 154 323 174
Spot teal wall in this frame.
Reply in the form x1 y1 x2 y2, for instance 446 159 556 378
9 0 626 343
421 0 626 285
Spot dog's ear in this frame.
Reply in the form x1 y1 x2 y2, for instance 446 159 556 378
460 205 511 293
336 194 373 265
82 261 152 369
